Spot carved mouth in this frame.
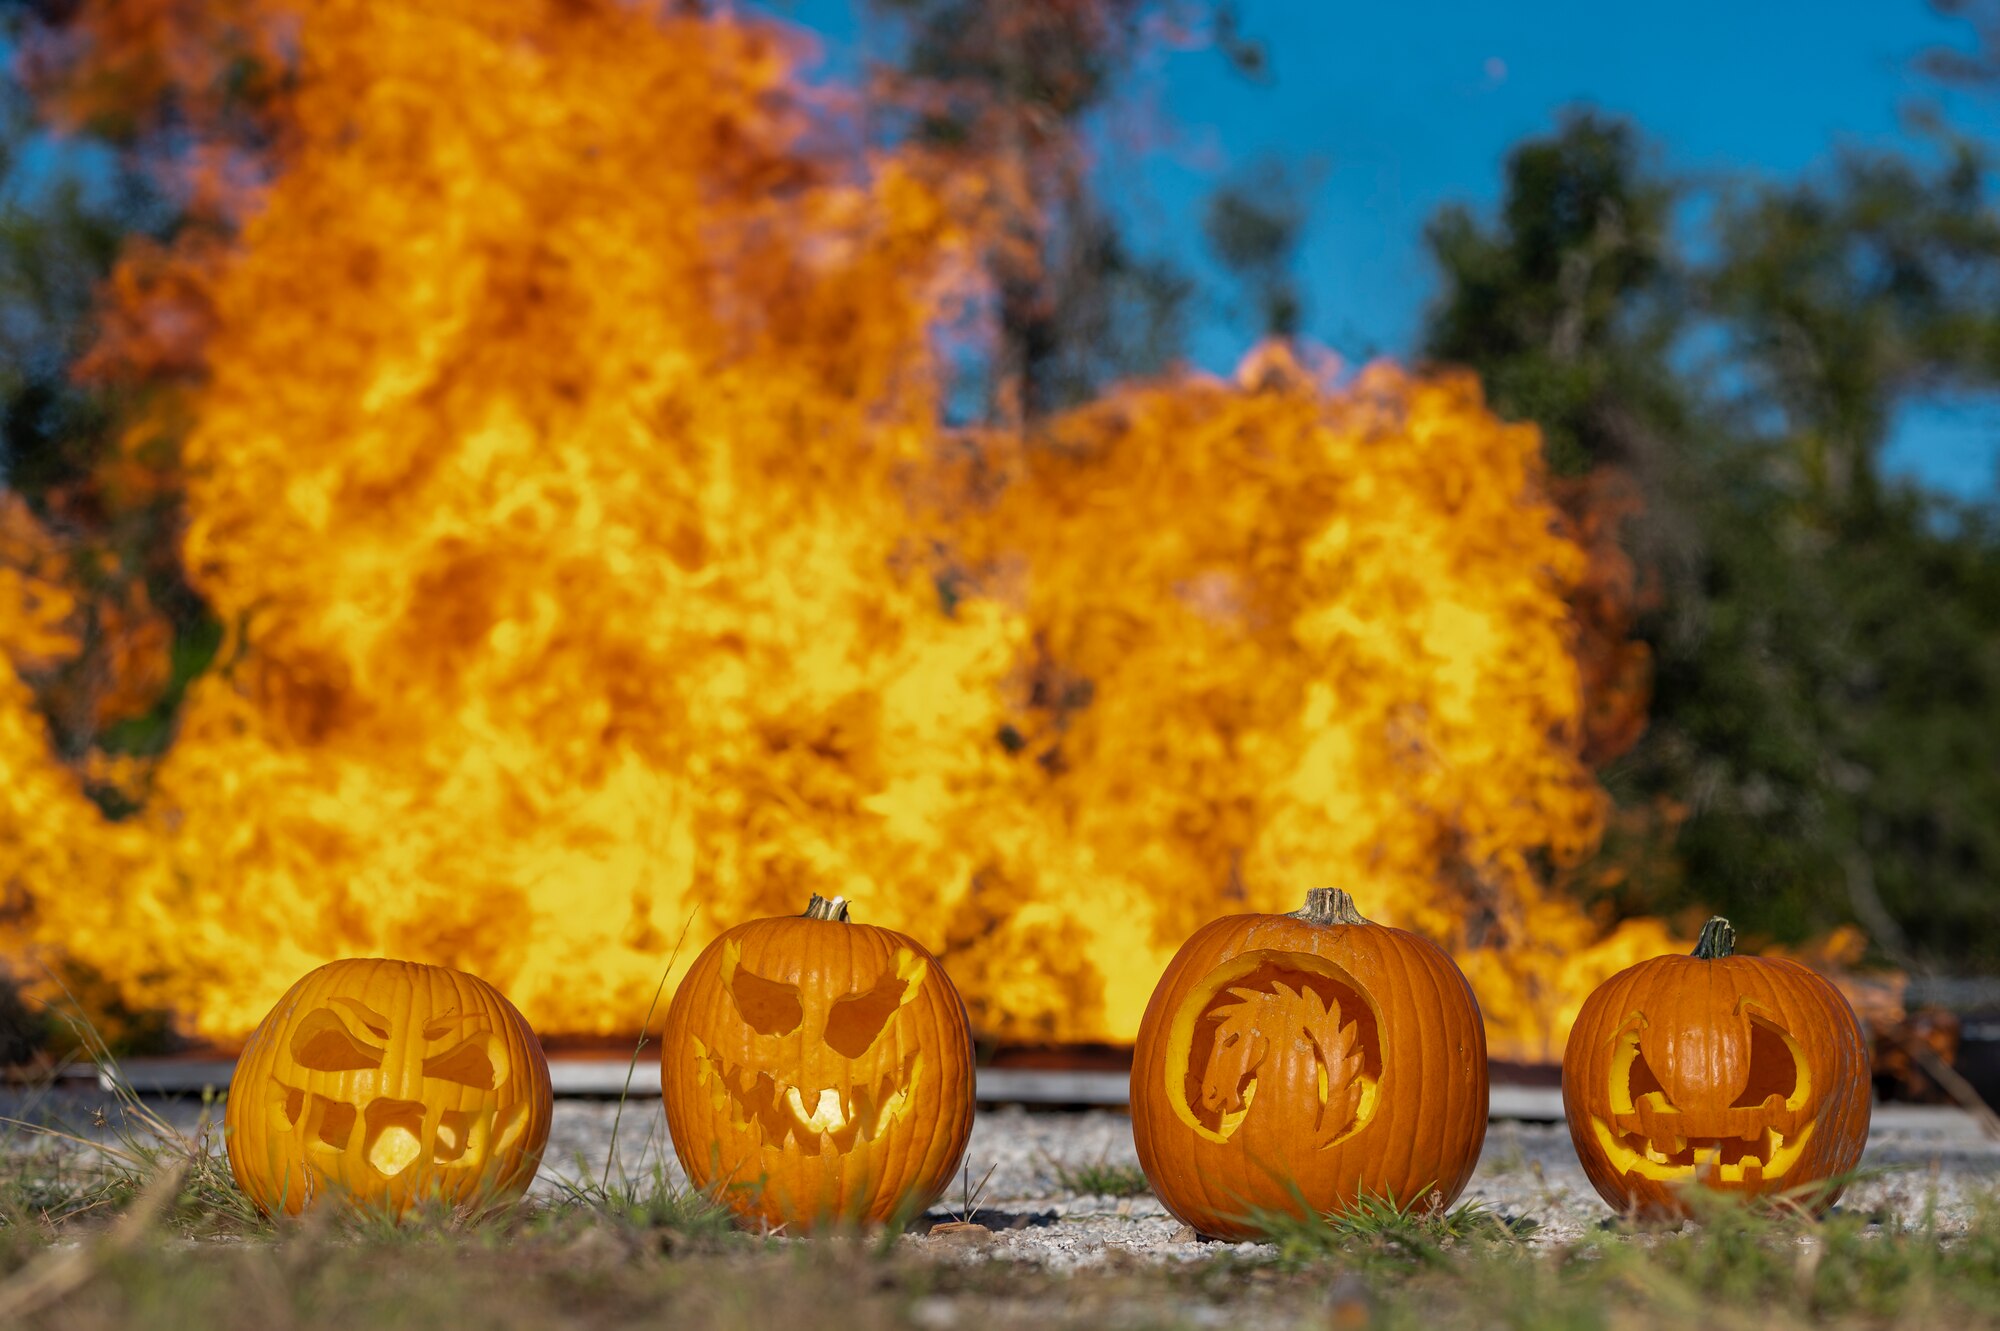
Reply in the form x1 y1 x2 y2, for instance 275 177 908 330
267 1083 530 1178
690 1038 922 1155
1590 1111 1816 1184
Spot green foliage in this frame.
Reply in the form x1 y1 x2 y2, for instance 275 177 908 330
0 23 220 806
1045 1155 1150 1198
1248 1189 1534 1273
9 1155 1999 1331
545 1164 738 1248
1423 110 2000 970
863 1 1255 416
1203 158 1311 340
1425 112 1684 478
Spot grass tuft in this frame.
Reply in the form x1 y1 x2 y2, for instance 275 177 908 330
1252 1188 1537 1270
6 999 2000 1330
1 1009 266 1241
1045 1157 1150 1199
549 1163 737 1249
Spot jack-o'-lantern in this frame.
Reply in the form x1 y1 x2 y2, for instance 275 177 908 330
661 894 974 1230
1562 917 1871 1217
226 958 553 1217
1130 889 1489 1240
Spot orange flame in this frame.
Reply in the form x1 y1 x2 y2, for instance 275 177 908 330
2 0 1668 1060
940 346 1675 1052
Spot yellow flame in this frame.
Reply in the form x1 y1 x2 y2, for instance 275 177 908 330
1 0 1669 1059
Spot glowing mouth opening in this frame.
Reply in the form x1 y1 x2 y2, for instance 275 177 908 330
1590 1115 1816 1184
268 1082 530 1178
689 1038 922 1155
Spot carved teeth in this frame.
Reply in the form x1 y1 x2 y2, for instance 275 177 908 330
696 1053 922 1150
1719 1157 1765 1185
785 1085 850 1135
1600 1116 1815 1183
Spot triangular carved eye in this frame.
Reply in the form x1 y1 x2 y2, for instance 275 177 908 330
291 1007 387 1072
723 940 802 1036
825 951 926 1058
1627 1041 1668 1105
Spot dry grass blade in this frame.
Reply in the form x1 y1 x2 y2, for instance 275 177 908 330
601 905 696 1193
0 1158 187 1322
950 1160 998 1225
0 1116 151 1172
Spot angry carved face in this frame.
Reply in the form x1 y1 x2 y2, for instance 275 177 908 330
263 997 534 1178
688 938 927 1154
225 959 553 1218
660 898 975 1230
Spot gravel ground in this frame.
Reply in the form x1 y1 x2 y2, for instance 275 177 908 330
10 1087 1996 1265
537 1099 2000 1263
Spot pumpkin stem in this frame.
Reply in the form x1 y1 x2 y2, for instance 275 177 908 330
1691 916 1736 960
1292 888 1368 926
802 894 851 922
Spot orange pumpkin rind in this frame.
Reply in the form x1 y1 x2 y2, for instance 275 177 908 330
1561 917 1872 1218
661 894 975 1231
1130 888 1490 1241
225 958 553 1219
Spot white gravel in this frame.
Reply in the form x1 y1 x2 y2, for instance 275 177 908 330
535 1099 2000 1263
10 1087 1996 1264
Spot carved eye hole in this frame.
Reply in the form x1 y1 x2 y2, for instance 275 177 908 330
1607 1017 1668 1115
423 1031 506 1090
1627 1042 1667 1104
824 950 927 1058
723 941 803 1037
1730 1013 1807 1109
291 1005 389 1072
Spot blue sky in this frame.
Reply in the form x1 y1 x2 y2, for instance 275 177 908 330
771 0 2000 499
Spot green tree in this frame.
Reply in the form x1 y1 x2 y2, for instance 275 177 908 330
0 10 218 792
865 0 1265 417
1203 157 1311 341
1423 112 2000 971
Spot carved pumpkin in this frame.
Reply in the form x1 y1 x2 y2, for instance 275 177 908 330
1562 917 1871 1217
1130 889 1489 1240
661 894 974 1230
226 958 553 1217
